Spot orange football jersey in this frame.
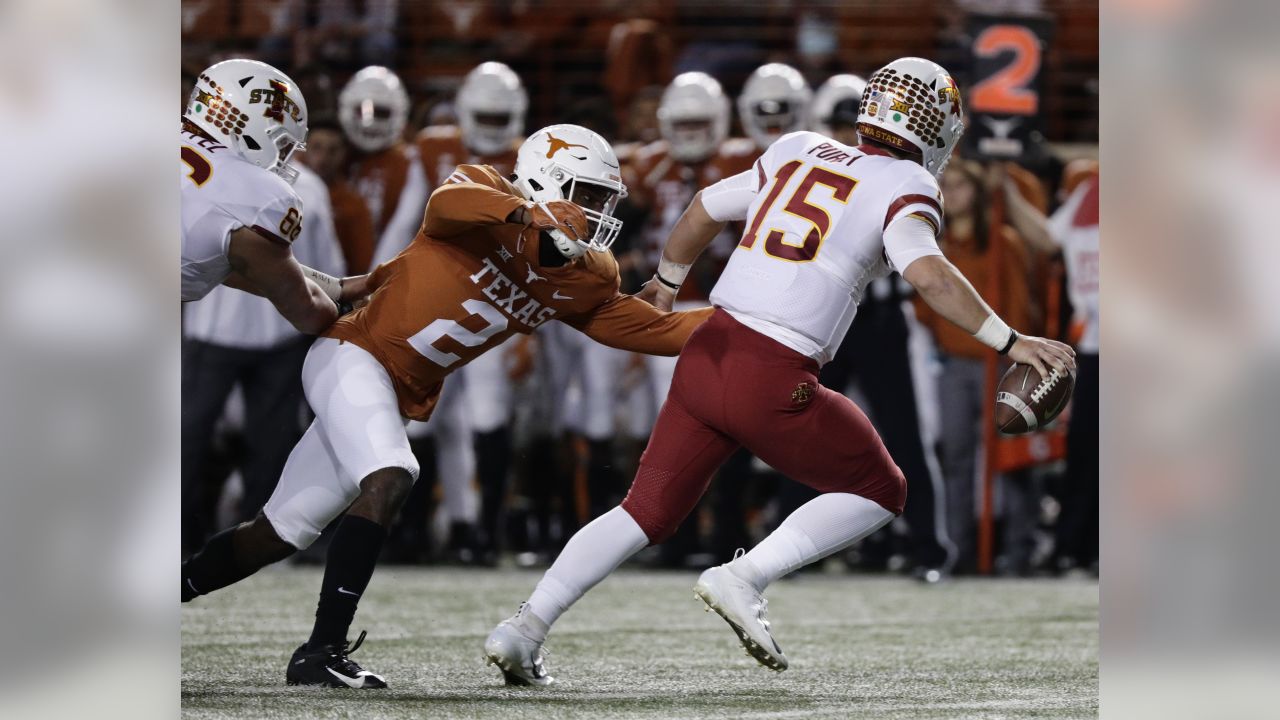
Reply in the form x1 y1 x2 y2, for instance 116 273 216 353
416 125 518 190
325 164 712 421
626 138 757 300
349 142 415 237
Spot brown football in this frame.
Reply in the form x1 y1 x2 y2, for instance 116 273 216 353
994 363 1075 435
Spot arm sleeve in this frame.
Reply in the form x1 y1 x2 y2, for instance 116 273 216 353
883 213 943 274
422 164 528 239
562 295 714 355
700 167 761 222
371 153 430 266
1045 182 1088 248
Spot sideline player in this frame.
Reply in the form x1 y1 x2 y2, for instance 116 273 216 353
486 58 1075 684
182 59 367 324
181 125 713 688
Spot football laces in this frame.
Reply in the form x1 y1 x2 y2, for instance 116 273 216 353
1029 368 1061 404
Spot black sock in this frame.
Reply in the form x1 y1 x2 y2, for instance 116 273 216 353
183 525 247 602
308 515 387 648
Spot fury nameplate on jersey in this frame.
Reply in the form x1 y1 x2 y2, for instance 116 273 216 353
469 258 557 328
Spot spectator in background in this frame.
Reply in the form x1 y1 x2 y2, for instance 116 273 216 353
1005 159 1100 574
181 161 347 552
299 116 375 274
604 18 674 136
914 159 1032 574
251 0 397 71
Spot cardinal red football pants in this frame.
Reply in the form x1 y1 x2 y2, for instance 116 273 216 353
621 309 906 544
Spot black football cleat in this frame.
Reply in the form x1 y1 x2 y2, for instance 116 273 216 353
286 630 387 689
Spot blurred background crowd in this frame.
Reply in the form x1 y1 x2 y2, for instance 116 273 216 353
180 0 1099 581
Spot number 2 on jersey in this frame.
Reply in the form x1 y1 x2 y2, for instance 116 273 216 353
408 298 508 368
738 161 857 263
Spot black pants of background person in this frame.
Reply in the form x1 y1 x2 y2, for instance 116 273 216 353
1054 352 1099 570
180 337 311 552
813 290 954 572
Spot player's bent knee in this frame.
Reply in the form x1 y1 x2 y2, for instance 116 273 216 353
619 497 676 546
262 483 360 550
350 466 416 525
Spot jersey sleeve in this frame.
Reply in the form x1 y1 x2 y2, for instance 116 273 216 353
700 167 761 222
884 168 945 239
244 183 303 246
422 164 528 239
882 212 943 274
562 295 714 355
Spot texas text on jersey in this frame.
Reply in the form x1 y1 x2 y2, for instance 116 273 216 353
325 164 711 420
180 125 303 301
626 138 755 301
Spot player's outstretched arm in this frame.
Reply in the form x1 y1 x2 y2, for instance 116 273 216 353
1002 179 1058 255
901 253 1075 377
636 191 726 311
564 294 714 356
225 227 339 335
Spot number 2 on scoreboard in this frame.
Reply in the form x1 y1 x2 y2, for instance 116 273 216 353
970 24 1042 116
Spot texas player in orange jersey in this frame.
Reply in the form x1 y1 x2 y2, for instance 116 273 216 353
411 62 526 562
339 66 429 270
180 124 711 689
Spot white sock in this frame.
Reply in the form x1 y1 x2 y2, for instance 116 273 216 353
519 506 650 642
728 493 894 592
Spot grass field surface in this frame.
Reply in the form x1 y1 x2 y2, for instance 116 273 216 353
182 566 1097 719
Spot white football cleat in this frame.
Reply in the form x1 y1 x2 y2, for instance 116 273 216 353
694 563 788 671
484 607 555 687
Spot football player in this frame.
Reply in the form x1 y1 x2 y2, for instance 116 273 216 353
181 59 367 326
339 66 428 268
809 73 866 146
486 58 1075 684
181 124 712 689
416 61 528 561
737 63 813 152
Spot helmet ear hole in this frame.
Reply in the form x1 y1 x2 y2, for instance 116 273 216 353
243 136 261 151
527 178 544 192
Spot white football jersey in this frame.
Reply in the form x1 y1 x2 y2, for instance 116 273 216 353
180 127 303 301
705 131 944 364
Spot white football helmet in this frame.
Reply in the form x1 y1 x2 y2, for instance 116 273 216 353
857 57 965 178
338 66 410 154
657 72 730 163
737 63 813 151
809 74 867 135
184 59 308 184
457 62 528 157
512 125 628 259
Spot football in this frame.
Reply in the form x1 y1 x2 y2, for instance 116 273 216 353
994 363 1075 435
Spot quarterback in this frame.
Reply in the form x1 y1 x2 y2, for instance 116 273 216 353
486 58 1076 684
181 59 367 326
181 124 712 688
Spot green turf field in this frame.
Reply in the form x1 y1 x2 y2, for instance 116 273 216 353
182 566 1097 719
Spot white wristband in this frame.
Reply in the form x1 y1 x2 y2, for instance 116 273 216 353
656 256 691 290
973 314 1013 351
302 266 342 303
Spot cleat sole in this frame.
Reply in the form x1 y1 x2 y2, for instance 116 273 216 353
694 584 788 672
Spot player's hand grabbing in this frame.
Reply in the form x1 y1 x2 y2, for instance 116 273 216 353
636 277 676 312
527 200 588 241
1006 334 1077 378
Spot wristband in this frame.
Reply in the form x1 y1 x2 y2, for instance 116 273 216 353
997 329 1018 355
656 257 691 291
973 314 1013 351
301 266 343 304
654 273 681 291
